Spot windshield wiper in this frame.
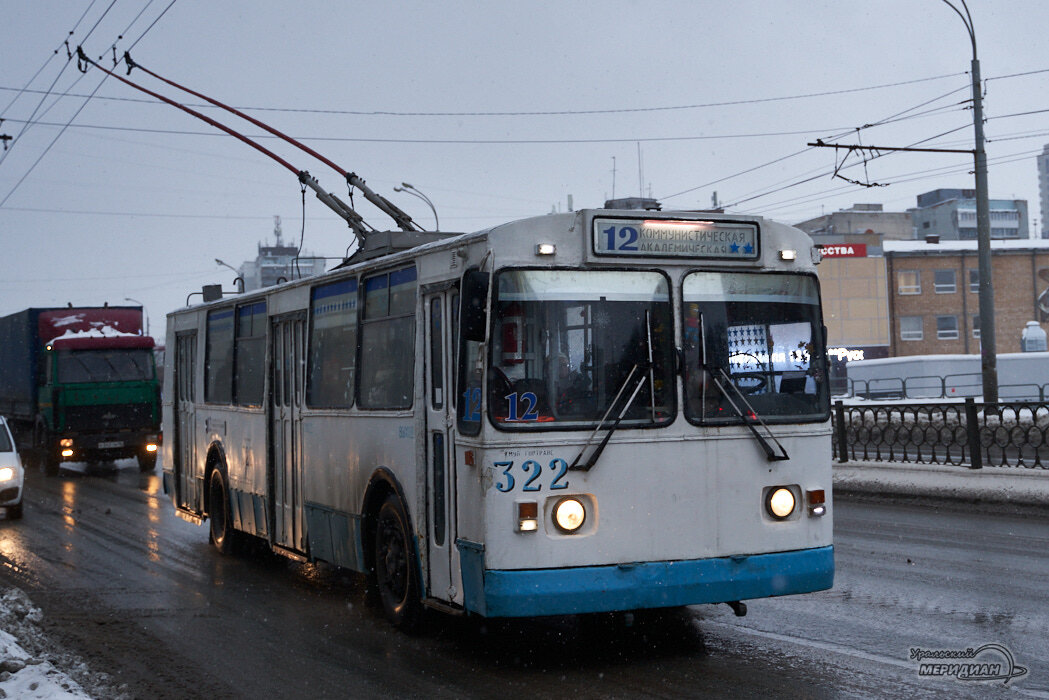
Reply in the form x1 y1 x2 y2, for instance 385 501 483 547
707 366 789 462
568 362 649 472
570 311 658 472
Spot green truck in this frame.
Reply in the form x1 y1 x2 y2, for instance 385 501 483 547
0 306 161 474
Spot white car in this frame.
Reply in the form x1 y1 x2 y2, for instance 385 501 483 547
0 416 24 519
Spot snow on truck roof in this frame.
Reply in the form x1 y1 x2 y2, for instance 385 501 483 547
47 326 154 350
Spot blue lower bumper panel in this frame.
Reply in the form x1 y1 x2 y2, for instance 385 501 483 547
459 545 834 618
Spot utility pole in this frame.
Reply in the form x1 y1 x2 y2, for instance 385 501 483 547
809 0 998 402
959 5 999 403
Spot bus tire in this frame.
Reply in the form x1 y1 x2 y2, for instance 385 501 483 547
207 467 241 555
374 494 422 631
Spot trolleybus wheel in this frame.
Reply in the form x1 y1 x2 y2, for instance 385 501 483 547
208 467 240 555
374 494 421 631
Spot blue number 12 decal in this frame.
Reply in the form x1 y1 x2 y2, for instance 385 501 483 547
505 392 539 421
603 225 639 252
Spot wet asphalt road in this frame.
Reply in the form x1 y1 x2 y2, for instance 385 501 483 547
0 461 1046 699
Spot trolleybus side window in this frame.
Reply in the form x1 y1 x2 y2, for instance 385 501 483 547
457 270 489 435
489 269 675 429
205 307 234 404
429 297 443 409
358 267 417 410
682 271 828 424
235 301 266 407
307 278 358 408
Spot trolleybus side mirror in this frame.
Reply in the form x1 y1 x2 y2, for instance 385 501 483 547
460 269 489 343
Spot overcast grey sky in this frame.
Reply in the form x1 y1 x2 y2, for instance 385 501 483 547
2 1 1048 341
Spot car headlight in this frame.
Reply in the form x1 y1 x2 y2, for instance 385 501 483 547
766 487 796 520
0 467 14 482
553 497 586 533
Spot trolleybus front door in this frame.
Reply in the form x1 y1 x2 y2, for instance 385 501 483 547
425 291 462 605
174 331 199 512
270 314 306 552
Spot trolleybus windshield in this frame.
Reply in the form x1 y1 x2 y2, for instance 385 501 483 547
682 271 828 424
490 269 675 429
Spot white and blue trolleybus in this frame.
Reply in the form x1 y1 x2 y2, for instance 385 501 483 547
162 208 834 629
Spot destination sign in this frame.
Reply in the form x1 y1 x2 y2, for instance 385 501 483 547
592 218 759 259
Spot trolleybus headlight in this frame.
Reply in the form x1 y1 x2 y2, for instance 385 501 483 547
145 444 158 453
553 497 586 533
766 487 796 520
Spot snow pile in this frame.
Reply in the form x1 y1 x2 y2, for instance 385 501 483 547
48 325 141 343
0 587 124 699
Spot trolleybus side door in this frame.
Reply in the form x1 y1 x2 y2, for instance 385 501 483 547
174 331 200 512
270 313 306 552
424 290 462 605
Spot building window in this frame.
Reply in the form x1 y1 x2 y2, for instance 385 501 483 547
898 270 921 295
969 269 979 293
972 314 980 338
900 316 923 341
937 315 959 340
934 269 956 294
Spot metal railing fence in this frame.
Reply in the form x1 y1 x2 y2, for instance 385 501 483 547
833 398 1049 469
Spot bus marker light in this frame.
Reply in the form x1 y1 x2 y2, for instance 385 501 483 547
779 249 797 261
61 438 73 447
517 501 538 532
146 444 159 453
535 243 556 256
766 487 796 520
807 489 826 516
553 497 586 533
61 449 74 458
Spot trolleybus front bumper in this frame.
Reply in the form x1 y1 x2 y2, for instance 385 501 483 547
457 543 833 618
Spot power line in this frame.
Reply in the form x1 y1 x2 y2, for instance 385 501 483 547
0 71 977 118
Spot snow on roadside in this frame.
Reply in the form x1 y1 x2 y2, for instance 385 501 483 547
0 586 126 699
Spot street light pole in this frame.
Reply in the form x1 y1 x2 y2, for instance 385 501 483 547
943 0 997 402
215 258 245 293
394 182 439 231
124 297 149 336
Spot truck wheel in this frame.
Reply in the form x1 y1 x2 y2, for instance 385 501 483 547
207 467 241 555
138 451 157 472
373 494 422 631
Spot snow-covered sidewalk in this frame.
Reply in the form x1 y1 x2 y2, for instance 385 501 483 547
0 587 123 699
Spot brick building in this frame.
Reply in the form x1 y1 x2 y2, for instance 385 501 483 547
884 239 1049 356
